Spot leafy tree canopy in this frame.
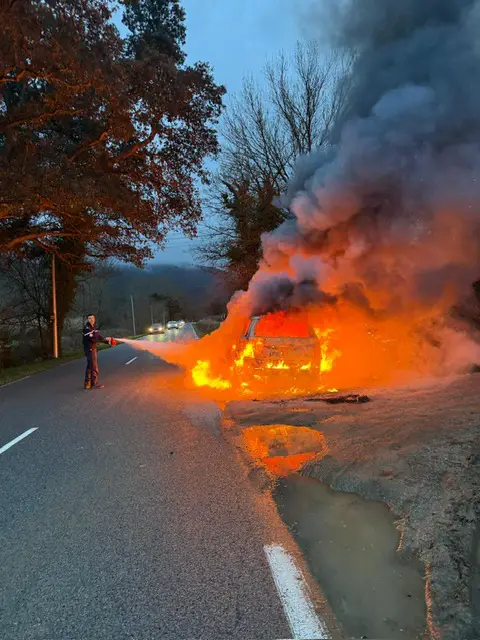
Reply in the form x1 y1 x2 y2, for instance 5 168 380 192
199 177 285 292
0 0 225 265
122 0 186 61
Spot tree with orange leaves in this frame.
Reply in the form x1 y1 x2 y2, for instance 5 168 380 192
0 0 225 265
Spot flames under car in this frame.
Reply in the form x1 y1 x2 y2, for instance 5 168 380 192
232 313 321 378
190 310 339 393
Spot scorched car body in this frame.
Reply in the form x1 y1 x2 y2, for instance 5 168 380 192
233 314 320 380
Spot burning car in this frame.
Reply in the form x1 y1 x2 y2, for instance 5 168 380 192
190 310 340 395
232 312 321 383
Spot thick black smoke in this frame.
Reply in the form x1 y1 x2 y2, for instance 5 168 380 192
247 0 480 317
249 276 337 316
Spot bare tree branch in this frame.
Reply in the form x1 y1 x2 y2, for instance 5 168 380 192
3 230 79 251
0 108 85 132
109 128 158 165
68 129 109 163
199 42 354 278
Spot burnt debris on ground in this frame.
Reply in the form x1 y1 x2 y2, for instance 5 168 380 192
305 393 371 404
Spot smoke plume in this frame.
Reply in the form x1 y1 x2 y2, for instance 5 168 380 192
244 0 480 338
139 1 480 393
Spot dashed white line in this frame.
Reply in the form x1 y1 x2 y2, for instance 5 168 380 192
0 428 38 455
264 544 329 640
125 357 138 365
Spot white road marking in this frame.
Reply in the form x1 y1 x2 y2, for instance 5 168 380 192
0 375 32 389
264 544 329 640
125 357 138 365
0 428 38 455
189 323 200 340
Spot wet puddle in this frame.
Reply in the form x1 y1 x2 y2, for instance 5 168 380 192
273 475 427 640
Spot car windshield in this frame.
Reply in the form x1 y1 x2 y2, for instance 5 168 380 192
252 312 313 338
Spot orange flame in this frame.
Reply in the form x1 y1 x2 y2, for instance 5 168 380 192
265 360 290 370
185 311 343 398
234 342 256 368
191 360 232 390
314 328 341 373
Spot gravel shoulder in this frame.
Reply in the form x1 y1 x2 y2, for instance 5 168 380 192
225 374 480 640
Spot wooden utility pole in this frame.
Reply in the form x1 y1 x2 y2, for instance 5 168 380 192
130 294 136 336
52 254 59 358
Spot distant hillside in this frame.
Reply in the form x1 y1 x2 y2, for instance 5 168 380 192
117 264 223 307
72 263 229 335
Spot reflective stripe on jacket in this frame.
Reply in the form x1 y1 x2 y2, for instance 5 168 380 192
82 323 107 351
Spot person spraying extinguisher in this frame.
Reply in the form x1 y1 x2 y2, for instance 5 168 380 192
82 313 116 390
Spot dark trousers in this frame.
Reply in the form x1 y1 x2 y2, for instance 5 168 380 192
84 348 99 386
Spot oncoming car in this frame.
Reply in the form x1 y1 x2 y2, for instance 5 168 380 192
167 320 178 330
148 323 165 334
178 320 185 328
233 312 320 381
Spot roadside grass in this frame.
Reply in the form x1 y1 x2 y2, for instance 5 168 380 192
0 351 83 386
0 341 118 387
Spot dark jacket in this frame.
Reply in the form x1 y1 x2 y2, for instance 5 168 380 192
82 322 108 353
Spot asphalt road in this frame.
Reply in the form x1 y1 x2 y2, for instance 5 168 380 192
0 324 332 640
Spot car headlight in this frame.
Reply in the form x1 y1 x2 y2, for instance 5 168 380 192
149 327 153 332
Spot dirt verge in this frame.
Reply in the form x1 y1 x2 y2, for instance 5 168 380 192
225 374 480 640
